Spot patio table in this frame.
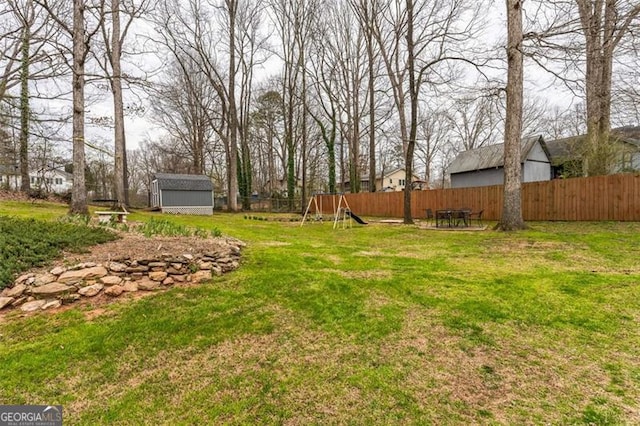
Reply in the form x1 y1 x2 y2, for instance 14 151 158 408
435 209 471 228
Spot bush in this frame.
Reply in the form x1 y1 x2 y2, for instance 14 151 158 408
0 217 118 289
27 188 48 200
58 190 72 204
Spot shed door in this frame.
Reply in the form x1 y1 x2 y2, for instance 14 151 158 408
151 180 159 207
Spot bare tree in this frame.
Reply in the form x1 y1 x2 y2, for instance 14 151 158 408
307 0 370 195
525 0 640 175
235 0 269 209
2 1 70 194
575 0 640 175
0 4 22 103
366 0 486 223
415 107 451 185
153 0 268 212
96 0 150 207
251 88 284 195
269 0 318 209
499 0 525 230
306 5 345 195
350 0 381 192
148 57 218 173
545 102 587 140
17 0 34 192
448 94 500 151
38 0 106 214
329 2 367 194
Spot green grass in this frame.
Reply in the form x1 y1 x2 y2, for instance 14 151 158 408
1 204 639 424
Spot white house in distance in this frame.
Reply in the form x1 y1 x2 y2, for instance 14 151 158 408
375 167 421 191
448 135 551 188
343 168 422 192
0 166 73 193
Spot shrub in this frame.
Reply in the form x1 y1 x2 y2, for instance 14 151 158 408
27 188 48 200
58 214 91 226
138 218 193 237
0 217 117 289
58 191 72 204
138 218 222 239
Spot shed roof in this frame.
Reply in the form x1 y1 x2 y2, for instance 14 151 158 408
449 135 546 174
153 173 213 191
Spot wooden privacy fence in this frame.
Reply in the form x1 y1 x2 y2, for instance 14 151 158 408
315 173 640 221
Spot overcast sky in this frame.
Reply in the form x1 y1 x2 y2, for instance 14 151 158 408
47 1 588 157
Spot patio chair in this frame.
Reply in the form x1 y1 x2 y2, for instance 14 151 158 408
436 209 452 228
453 209 470 227
425 208 435 226
468 209 484 226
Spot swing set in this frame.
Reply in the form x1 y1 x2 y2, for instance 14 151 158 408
301 193 368 229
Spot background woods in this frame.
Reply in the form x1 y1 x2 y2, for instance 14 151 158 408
0 0 638 218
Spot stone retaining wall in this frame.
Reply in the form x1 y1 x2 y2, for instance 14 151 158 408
0 239 244 313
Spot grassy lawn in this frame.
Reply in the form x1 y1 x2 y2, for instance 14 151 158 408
1 204 639 424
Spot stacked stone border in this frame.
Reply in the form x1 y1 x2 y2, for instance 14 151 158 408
0 238 244 313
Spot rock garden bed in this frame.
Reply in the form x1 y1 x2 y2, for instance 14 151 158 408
0 230 244 314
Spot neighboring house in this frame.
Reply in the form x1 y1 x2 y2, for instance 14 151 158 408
0 164 18 189
0 165 73 193
376 168 419 191
151 173 214 215
265 177 303 196
343 168 421 192
449 135 551 188
546 126 640 178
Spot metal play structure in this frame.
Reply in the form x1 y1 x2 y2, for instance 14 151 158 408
301 193 367 228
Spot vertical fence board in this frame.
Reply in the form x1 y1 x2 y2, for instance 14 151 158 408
310 174 639 221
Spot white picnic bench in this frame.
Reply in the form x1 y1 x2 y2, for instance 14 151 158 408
95 211 129 224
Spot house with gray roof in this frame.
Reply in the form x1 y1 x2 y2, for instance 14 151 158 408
449 135 551 188
546 126 640 178
151 173 214 215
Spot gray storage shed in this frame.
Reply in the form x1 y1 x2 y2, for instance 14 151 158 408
449 135 551 188
151 173 214 215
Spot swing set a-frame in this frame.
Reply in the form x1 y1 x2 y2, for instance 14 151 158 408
301 193 367 229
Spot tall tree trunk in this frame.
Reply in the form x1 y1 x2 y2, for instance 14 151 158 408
403 0 417 225
123 148 129 204
350 94 361 193
300 47 308 210
227 0 239 211
70 0 88 215
267 123 275 194
286 111 295 208
284 68 295 209
19 4 31 193
111 0 126 207
367 25 376 193
328 113 337 193
499 0 525 230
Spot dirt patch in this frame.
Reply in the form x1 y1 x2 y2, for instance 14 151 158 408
354 250 386 258
1 226 244 318
56 227 237 265
339 270 393 280
257 241 292 247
